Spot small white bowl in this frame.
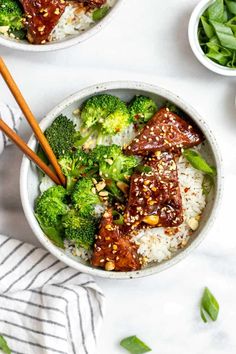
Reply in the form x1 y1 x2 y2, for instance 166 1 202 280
20 81 223 279
0 0 123 52
188 0 236 76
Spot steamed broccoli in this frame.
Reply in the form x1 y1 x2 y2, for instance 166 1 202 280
91 144 139 201
44 115 77 158
35 186 68 248
59 149 97 191
0 0 24 30
62 210 96 250
92 144 139 182
129 95 157 125
80 94 130 136
71 178 101 218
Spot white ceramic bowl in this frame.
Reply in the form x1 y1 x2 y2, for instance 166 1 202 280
0 0 123 52
20 81 223 279
188 0 236 76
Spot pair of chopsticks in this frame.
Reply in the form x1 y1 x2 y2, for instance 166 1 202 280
0 57 66 186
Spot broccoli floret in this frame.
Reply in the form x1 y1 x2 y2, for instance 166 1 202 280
80 94 130 135
44 115 77 158
62 210 96 250
92 144 139 182
91 144 139 201
35 186 68 248
71 178 101 218
129 95 157 125
59 149 97 191
0 0 24 30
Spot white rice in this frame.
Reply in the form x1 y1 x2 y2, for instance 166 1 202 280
50 0 116 42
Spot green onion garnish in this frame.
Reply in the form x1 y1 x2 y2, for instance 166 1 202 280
183 149 216 176
92 6 109 21
120 335 151 354
202 174 215 195
0 335 11 354
135 165 152 174
200 287 219 323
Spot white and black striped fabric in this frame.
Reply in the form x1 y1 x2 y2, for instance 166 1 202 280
0 103 22 155
0 235 105 354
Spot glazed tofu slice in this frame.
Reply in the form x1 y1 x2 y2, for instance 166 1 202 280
124 152 183 229
125 108 202 156
77 0 106 8
91 209 142 272
22 0 67 44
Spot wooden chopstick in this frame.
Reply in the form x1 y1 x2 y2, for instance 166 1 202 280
0 118 61 185
0 57 66 186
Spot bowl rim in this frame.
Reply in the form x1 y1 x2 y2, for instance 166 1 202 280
0 0 124 52
20 80 224 279
188 0 236 76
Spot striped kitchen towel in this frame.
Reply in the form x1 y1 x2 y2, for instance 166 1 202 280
0 234 105 354
0 103 22 155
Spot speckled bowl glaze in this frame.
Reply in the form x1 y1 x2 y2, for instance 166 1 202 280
20 81 223 279
0 0 123 52
188 0 236 76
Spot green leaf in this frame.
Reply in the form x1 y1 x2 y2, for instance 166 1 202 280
202 174 215 195
226 16 236 35
207 0 225 22
92 6 109 21
200 308 208 323
135 165 152 174
120 336 151 354
200 287 219 322
183 149 216 176
112 210 124 225
225 0 236 15
210 20 236 50
201 16 215 38
35 214 65 249
0 336 11 354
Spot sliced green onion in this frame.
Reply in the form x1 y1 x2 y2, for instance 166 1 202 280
207 0 225 22
120 336 151 354
183 149 216 176
200 287 219 323
112 210 124 225
210 20 236 50
135 165 152 174
225 0 236 15
201 16 215 39
93 6 109 21
202 174 215 195
0 336 11 354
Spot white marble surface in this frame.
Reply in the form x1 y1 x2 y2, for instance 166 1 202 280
0 0 236 353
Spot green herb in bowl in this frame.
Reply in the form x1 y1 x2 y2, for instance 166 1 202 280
198 0 236 68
